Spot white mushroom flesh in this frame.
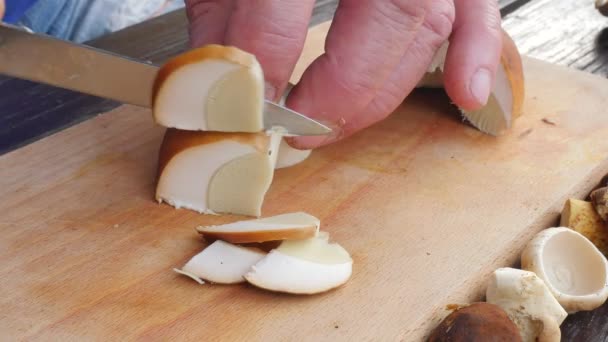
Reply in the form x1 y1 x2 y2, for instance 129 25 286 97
174 240 266 284
522 227 608 313
486 267 567 342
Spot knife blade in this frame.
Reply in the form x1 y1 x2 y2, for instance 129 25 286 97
0 23 331 136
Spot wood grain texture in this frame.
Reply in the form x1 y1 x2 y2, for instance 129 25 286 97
503 0 608 76
2 22 608 341
0 0 529 156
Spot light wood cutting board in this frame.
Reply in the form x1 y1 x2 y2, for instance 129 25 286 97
2 22 608 341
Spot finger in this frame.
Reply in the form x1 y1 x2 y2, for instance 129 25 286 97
442 0 502 111
186 0 235 46
286 0 427 129
223 0 315 101
289 0 455 149
0 0 4 21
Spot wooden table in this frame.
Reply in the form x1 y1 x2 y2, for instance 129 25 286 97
1 0 607 340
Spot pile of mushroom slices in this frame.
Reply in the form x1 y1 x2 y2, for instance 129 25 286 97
150 45 351 295
173 212 353 294
151 44 311 218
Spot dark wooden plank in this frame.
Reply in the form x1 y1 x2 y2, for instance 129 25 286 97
0 0 529 155
503 0 608 77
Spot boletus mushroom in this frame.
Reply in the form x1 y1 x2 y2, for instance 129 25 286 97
155 128 282 216
486 268 567 342
560 198 608 255
174 240 266 284
417 29 524 136
597 0 608 16
244 233 353 294
521 227 608 313
152 45 265 132
196 212 320 243
428 302 522 342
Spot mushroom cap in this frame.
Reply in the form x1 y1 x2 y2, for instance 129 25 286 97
428 302 522 342
152 44 264 132
416 29 524 136
521 227 608 313
196 212 320 243
174 240 266 284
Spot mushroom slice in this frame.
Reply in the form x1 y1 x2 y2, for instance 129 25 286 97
275 138 312 169
521 227 608 313
152 45 264 132
486 268 567 342
196 212 320 243
560 198 608 255
244 233 352 294
174 240 266 284
416 30 524 136
155 129 282 217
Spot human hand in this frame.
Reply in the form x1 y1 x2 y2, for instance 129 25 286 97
0 0 5 21
186 0 502 149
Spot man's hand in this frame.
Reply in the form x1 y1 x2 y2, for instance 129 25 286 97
0 0 5 21
186 0 502 149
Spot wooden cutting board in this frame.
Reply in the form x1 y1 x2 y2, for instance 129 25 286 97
2 22 608 341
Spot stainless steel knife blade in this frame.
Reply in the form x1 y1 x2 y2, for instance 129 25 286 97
0 23 331 136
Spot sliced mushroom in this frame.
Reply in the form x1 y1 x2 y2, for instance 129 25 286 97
416 29 524 136
174 240 266 284
152 45 264 132
521 227 608 313
156 128 282 217
560 198 608 255
244 233 352 294
196 212 320 243
486 268 567 342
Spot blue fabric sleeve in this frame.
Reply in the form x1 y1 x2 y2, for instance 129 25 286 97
4 0 38 23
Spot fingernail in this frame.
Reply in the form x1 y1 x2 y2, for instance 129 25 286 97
470 68 492 106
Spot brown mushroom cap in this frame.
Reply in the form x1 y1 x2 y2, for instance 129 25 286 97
428 302 522 342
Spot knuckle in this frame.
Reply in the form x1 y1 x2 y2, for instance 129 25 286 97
423 2 456 42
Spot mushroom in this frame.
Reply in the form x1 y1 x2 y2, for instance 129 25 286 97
597 0 608 16
521 227 608 313
417 29 524 136
152 45 264 132
196 211 320 243
428 302 522 342
244 233 353 294
486 268 567 342
560 198 608 254
591 187 608 221
174 240 266 284
155 128 282 217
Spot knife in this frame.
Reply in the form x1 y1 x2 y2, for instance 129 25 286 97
0 23 331 136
